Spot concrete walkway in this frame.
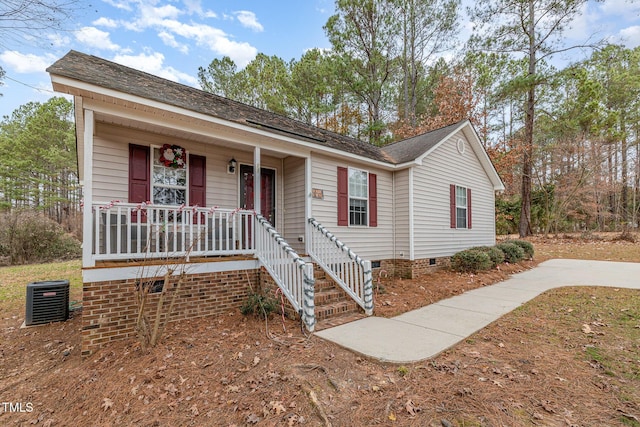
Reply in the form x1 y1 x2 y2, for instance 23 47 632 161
315 259 640 363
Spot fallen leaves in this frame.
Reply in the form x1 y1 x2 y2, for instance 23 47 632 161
405 399 420 416
101 397 113 412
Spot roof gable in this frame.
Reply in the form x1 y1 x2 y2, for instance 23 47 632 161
380 121 466 164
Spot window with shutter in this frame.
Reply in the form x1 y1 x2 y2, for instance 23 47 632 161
337 166 377 227
129 144 150 204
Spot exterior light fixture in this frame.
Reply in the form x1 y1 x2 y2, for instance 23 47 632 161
228 158 237 174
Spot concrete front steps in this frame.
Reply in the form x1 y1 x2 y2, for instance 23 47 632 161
312 265 367 331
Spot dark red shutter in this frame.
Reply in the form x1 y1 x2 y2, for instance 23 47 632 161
449 184 456 228
337 166 348 226
129 144 150 222
369 173 377 227
189 153 206 223
467 188 472 229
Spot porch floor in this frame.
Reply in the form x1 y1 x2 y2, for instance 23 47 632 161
92 254 256 269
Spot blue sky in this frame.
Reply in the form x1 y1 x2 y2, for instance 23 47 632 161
1 0 639 119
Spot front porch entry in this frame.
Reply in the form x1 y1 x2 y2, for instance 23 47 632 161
240 164 276 225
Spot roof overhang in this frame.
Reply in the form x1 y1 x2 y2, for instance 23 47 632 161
50 74 398 172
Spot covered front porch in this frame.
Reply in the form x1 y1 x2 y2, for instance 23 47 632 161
80 105 311 268
79 105 373 336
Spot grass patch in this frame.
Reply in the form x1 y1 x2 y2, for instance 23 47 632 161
0 259 82 312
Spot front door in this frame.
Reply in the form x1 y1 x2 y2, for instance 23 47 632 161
240 164 276 225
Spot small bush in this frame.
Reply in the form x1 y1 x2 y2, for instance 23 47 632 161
451 249 492 273
613 229 637 243
0 210 81 265
496 242 525 263
580 231 602 241
240 292 279 318
470 246 505 267
509 239 534 260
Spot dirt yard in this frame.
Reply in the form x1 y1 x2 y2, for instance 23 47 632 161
1 233 639 426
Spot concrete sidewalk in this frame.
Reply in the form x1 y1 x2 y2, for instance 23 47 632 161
315 259 640 363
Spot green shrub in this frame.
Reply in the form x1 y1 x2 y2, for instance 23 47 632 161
451 249 492 273
510 239 535 259
496 242 525 263
469 246 505 267
240 292 279 318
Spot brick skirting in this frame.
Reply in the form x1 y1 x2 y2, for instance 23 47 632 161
375 257 451 279
81 268 259 357
80 256 451 356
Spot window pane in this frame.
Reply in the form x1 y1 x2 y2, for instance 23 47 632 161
349 198 367 226
457 207 467 229
456 186 467 207
349 169 368 198
153 188 186 205
153 187 174 205
152 147 188 206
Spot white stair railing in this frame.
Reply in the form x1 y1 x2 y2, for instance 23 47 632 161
307 218 373 315
255 215 315 332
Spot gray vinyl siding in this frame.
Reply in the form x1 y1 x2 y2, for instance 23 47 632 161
310 153 394 260
412 130 496 258
283 156 306 253
393 169 411 259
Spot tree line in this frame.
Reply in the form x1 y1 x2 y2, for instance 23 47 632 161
0 97 80 233
198 0 640 236
1 0 637 238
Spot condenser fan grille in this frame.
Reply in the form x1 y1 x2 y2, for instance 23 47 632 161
25 280 70 326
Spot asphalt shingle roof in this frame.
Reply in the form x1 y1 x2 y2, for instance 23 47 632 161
47 50 465 165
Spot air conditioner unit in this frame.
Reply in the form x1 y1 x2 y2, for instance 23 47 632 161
25 280 70 326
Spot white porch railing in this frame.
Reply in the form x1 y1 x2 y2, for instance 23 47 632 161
307 218 373 315
91 202 255 261
254 214 315 332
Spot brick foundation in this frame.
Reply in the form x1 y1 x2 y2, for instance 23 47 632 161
375 257 451 279
82 268 259 357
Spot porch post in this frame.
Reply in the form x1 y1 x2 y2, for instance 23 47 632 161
253 146 261 218
305 155 312 253
82 109 95 267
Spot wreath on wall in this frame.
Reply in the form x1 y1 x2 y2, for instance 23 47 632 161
159 144 186 168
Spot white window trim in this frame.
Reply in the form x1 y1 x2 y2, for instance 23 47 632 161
150 144 189 206
348 167 369 227
455 185 468 229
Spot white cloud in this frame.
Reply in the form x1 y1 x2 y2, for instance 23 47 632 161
158 31 189 54
95 1 259 67
599 0 640 19
75 26 121 51
112 51 198 86
619 25 640 48
0 51 57 73
163 20 258 66
47 34 71 48
93 17 119 28
101 0 133 11
183 0 217 18
137 3 183 26
234 10 264 32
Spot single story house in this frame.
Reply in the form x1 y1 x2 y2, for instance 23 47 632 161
47 51 504 356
